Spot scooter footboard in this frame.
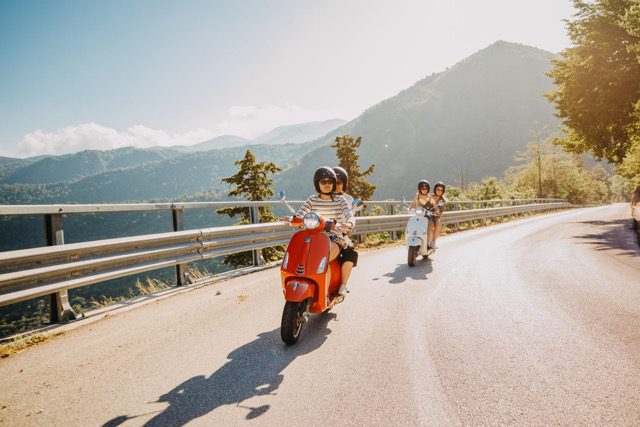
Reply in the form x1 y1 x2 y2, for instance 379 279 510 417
283 278 316 302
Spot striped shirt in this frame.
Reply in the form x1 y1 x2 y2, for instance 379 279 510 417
296 194 355 230
337 192 354 208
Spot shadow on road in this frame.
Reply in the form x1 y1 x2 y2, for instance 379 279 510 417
102 314 335 427
575 219 640 256
383 258 433 284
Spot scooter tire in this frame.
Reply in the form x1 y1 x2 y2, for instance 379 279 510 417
281 301 305 345
408 245 418 267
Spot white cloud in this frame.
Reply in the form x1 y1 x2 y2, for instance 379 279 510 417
215 104 341 139
18 123 216 157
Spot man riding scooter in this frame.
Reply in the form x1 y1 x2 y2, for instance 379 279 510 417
287 167 356 299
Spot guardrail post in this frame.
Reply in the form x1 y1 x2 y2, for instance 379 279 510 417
44 214 78 323
389 204 396 240
172 205 189 286
249 206 264 266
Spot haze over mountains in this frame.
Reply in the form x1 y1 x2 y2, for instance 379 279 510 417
168 119 346 152
1 41 558 203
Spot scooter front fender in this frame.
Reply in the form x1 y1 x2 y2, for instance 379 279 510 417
284 278 316 302
407 236 423 247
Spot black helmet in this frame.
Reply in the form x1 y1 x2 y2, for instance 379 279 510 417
434 181 446 193
313 166 337 193
333 166 348 191
417 180 430 192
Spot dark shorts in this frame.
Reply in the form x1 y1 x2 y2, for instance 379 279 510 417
428 215 441 224
340 246 358 266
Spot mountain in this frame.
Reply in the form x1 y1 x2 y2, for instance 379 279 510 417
0 119 347 186
168 119 347 152
0 141 322 204
174 135 250 152
0 156 37 181
277 41 560 199
252 119 347 146
1 147 184 184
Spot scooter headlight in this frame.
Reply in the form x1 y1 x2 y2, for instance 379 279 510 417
303 212 321 230
415 207 425 216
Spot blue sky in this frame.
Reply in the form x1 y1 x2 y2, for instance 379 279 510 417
0 0 576 157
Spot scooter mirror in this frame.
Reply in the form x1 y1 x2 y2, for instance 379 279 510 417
438 199 445 206
277 190 286 201
401 196 407 204
352 198 362 207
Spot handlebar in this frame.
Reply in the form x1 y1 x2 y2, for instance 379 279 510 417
282 215 349 232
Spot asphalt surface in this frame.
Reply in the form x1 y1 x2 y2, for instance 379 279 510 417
1 204 639 426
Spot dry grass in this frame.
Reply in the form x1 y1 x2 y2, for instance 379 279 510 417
0 334 48 358
89 276 173 309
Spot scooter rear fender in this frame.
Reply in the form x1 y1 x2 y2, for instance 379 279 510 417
283 277 316 302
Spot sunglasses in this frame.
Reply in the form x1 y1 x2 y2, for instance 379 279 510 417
319 178 334 185
419 186 429 190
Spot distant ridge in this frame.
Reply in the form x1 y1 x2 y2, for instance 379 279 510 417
252 119 347 146
0 119 346 185
169 119 347 152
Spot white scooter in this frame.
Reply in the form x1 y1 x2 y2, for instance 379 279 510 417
404 203 435 267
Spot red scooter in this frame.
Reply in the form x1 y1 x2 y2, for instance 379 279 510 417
277 191 360 345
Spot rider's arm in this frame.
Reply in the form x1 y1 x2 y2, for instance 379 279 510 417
342 193 354 209
295 196 314 218
434 196 447 216
409 198 417 209
339 197 355 231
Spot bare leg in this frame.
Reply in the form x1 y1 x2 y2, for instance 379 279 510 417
432 220 442 247
329 242 340 261
341 261 354 288
427 221 436 247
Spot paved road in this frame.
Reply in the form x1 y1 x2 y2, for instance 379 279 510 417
1 204 639 426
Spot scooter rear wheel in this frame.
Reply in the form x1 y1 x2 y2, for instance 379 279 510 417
408 245 418 267
281 301 306 345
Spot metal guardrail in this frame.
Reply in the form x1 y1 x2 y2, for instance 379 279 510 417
0 198 566 216
0 201 570 320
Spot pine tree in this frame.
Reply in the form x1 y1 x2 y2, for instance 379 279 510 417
218 149 283 267
331 135 376 201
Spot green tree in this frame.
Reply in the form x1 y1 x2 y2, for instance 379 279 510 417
618 139 640 185
546 0 640 164
445 185 463 200
217 149 283 267
512 126 555 197
477 177 506 200
505 139 611 204
609 172 637 200
331 135 376 201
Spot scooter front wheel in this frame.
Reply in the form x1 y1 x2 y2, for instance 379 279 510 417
408 245 418 267
281 300 307 345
